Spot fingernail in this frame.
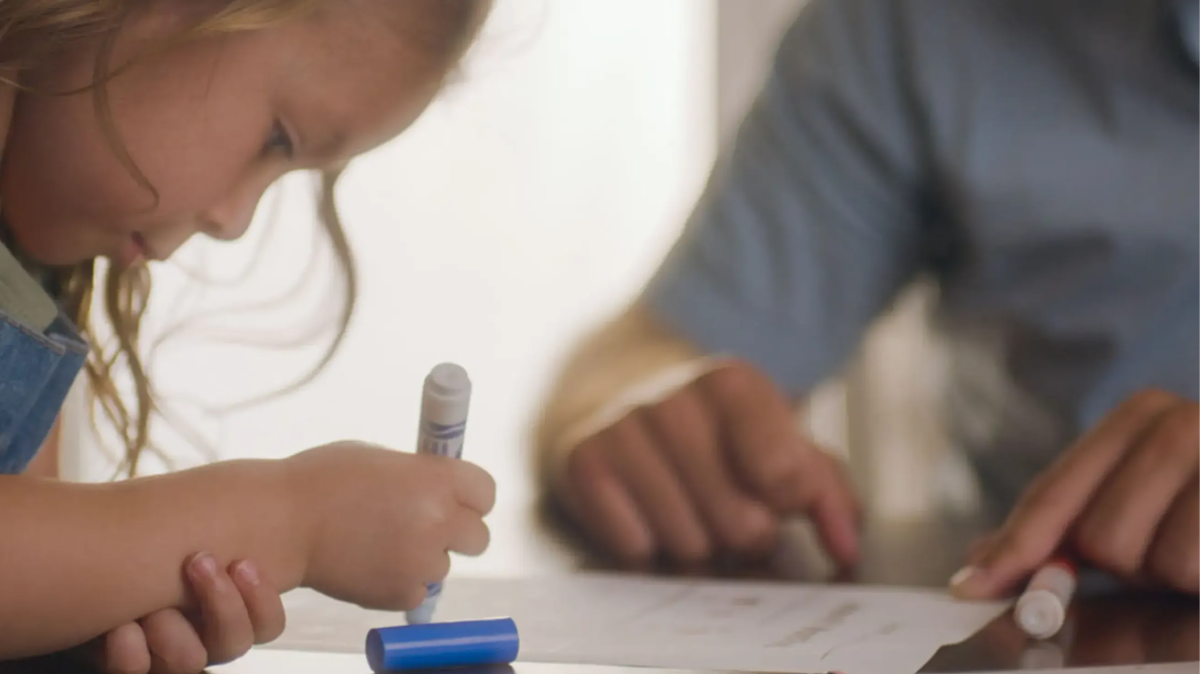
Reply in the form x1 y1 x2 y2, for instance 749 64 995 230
949 565 976 586
949 565 984 596
189 552 218 580
233 560 261 586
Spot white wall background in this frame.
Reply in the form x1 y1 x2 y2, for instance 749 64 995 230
67 1 718 517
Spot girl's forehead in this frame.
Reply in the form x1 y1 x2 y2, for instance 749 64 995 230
269 9 448 165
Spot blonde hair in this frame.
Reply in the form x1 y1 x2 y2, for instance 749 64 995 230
1 0 490 476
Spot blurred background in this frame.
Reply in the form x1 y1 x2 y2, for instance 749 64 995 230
61 0 979 546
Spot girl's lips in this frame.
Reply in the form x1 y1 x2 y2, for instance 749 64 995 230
115 232 147 267
134 232 163 261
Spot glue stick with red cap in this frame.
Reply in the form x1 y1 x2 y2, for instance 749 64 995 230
1015 557 1077 639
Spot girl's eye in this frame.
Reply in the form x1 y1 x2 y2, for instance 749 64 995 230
265 121 295 159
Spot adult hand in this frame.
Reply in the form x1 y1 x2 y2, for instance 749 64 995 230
556 359 860 567
953 389 1198 598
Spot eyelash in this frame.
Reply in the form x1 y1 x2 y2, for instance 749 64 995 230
265 121 295 159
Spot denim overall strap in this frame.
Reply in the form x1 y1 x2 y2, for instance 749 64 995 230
0 310 88 475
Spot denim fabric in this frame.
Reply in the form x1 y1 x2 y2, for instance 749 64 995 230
0 309 87 475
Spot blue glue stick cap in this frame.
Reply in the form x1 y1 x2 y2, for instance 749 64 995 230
365 617 519 672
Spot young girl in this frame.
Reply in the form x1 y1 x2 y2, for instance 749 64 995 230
0 1 496 672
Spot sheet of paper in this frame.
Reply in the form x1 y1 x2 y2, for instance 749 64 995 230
996 667 1198 674
221 654 1195 674
273 573 1010 674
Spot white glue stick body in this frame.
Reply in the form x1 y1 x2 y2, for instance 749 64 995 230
405 362 472 625
1016 558 1077 639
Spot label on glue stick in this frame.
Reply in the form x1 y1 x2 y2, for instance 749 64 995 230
416 363 471 459
408 363 471 625
419 419 467 459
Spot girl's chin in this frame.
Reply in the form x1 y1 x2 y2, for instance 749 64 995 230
0 222 88 267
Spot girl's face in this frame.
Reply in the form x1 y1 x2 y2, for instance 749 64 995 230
1 2 448 267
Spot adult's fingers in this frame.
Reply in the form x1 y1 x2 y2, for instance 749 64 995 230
951 390 1178 599
700 363 860 566
642 390 778 556
1074 401 1198 578
1145 477 1200 593
564 434 656 561
606 415 712 562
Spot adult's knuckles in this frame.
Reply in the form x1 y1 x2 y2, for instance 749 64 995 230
711 509 754 549
668 530 713 564
651 386 694 415
569 466 653 559
760 434 805 471
645 391 705 438
1013 479 1080 523
645 397 772 551
566 437 617 489
1146 404 1200 461
703 363 791 420
718 504 776 553
750 442 811 504
608 411 662 454
989 527 1053 573
569 424 668 563
1074 524 1142 578
724 404 801 481
607 530 655 564
1124 388 1180 416
701 359 759 396
1149 546 1200 593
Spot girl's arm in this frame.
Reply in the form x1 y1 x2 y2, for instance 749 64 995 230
0 460 310 659
23 419 59 479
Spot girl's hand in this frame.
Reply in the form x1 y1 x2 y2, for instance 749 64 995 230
284 442 495 611
952 389 1199 598
89 555 284 674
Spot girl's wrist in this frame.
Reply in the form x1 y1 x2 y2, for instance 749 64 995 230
278 453 318 590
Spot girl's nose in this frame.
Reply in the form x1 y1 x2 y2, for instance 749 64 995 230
200 174 274 242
